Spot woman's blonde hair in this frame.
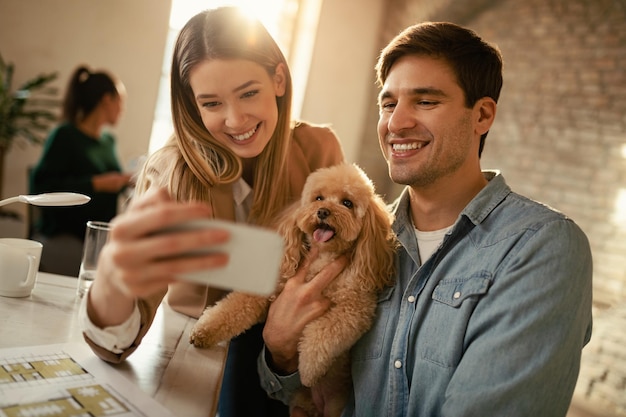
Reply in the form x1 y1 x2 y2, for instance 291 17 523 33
167 6 294 226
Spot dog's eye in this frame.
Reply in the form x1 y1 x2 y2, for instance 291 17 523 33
316 195 324 201
342 199 354 209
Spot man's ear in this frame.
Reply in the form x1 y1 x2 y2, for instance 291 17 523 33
273 63 287 97
474 97 497 136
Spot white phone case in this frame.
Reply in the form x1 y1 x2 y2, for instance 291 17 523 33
161 219 284 296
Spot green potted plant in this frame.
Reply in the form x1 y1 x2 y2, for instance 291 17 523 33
0 52 59 201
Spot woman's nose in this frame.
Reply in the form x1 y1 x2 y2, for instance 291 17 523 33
224 105 246 129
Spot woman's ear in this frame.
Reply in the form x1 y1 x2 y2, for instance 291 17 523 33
100 92 114 107
273 63 287 97
474 97 497 136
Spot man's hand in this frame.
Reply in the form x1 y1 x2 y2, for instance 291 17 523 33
263 249 347 374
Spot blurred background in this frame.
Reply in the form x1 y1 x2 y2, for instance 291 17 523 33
0 0 624 415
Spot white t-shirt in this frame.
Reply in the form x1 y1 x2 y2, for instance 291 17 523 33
415 225 453 265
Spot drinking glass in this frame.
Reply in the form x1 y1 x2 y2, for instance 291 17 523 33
77 221 110 297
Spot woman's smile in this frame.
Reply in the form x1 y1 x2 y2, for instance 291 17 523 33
228 122 260 142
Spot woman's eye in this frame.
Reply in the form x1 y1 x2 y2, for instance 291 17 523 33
242 90 259 99
201 101 220 109
342 199 353 209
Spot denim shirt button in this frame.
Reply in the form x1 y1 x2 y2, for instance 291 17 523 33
407 295 416 303
453 291 461 299
394 360 402 369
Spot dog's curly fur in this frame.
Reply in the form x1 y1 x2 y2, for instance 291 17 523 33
189 163 397 417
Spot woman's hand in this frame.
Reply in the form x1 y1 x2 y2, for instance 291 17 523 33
262 249 347 374
87 187 230 328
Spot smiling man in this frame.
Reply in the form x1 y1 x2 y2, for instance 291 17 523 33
259 21 593 417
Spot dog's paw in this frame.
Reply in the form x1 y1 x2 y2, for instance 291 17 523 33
299 359 326 387
189 323 223 348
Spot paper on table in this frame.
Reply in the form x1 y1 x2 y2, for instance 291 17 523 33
160 219 285 296
0 343 176 417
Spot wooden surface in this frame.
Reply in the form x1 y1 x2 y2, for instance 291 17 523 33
0 272 226 417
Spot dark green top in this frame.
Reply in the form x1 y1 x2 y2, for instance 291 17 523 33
29 123 123 240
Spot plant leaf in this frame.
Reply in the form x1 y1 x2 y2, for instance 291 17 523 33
0 51 60 150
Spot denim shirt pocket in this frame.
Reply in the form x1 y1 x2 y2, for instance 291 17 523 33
432 272 491 307
351 285 394 362
420 271 492 367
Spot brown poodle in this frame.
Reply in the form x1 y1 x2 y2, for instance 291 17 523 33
189 163 397 417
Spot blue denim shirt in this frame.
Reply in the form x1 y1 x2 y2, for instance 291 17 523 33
258 171 593 417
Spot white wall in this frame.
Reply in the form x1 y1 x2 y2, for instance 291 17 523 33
0 0 171 236
298 0 385 163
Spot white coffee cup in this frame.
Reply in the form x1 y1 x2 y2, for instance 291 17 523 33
0 238 43 297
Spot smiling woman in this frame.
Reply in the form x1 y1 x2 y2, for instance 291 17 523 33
79 6 345 417
149 0 308 154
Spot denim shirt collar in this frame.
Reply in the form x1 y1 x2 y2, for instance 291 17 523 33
390 170 511 236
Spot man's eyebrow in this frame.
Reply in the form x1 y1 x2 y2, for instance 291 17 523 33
378 87 448 103
195 80 261 100
413 87 447 97
378 90 393 103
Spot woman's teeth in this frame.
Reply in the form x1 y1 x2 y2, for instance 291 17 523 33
392 142 425 151
231 126 257 141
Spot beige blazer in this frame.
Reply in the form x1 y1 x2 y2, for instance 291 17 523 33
84 121 345 364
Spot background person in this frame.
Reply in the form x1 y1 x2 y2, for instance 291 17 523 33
79 7 345 417
259 21 593 417
30 65 131 276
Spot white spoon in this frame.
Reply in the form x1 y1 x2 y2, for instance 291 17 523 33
0 192 91 207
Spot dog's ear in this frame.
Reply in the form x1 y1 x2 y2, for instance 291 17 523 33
276 202 307 277
352 194 397 292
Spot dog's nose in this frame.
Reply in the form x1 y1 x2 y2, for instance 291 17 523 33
317 208 330 220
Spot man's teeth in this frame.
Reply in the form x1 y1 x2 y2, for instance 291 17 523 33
392 142 426 151
231 126 257 141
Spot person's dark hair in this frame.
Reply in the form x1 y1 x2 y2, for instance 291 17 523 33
62 66 119 123
376 22 503 156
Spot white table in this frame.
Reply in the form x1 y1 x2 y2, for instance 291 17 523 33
0 272 227 417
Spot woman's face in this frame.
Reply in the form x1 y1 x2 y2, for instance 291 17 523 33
189 59 286 160
102 85 125 126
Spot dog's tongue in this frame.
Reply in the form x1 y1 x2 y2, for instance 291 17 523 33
314 228 335 242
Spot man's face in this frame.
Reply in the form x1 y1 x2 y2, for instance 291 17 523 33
377 55 480 189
